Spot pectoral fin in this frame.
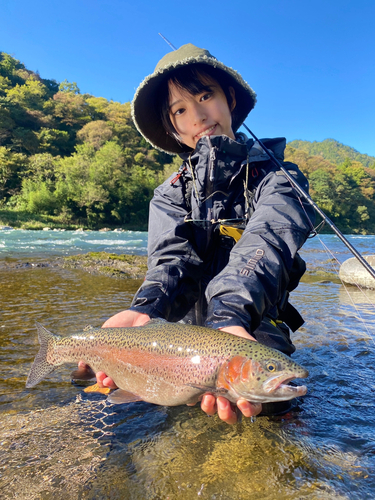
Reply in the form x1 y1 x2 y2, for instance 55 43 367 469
107 389 144 404
186 384 229 397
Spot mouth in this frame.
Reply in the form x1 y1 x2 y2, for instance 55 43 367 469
263 374 308 398
195 124 217 140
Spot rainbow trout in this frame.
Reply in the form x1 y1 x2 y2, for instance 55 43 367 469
26 319 308 405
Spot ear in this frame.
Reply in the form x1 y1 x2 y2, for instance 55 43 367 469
229 87 236 112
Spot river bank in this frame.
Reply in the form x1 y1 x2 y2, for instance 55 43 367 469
0 209 148 231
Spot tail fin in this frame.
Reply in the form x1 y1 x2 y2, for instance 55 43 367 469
26 322 59 388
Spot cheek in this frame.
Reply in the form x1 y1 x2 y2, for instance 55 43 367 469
170 115 184 134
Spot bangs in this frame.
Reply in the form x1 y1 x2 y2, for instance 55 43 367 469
168 66 214 98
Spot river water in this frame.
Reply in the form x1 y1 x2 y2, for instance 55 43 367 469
1 230 375 499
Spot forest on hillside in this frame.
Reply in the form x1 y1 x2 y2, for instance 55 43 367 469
285 145 375 234
288 139 375 169
0 51 179 229
1 51 375 233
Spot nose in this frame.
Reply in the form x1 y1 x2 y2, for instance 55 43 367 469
191 101 206 125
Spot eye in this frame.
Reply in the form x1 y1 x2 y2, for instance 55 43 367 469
200 92 213 102
266 362 277 372
173 107 185 116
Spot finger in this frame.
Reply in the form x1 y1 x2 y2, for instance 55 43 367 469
237 399 262 418
72 361 95 380
95 372 117 389
217 397 238 425
201 394 217 416
96 371 107 388
102 376 118 389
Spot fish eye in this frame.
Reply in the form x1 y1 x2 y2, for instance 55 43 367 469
266 362 277 372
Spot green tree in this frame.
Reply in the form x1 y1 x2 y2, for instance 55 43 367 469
58 79 80 94
11 127 39 154
7 78 48 110
0 146 28 200
76 120 113 150
52 91 93 129
37 128 70 155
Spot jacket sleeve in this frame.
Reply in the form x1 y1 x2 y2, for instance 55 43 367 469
204 161 315 333
130 176 204 321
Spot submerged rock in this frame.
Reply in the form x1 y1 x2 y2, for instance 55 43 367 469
339 255 375 289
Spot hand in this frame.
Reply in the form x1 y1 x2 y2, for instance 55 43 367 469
198 325 261 424
218 325 256 341
79 310 151 389
101 309 151 328
200 394 262 425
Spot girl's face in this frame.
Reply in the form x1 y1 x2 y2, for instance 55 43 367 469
168 76 236 150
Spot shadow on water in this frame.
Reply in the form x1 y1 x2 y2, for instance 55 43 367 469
1 257 375 498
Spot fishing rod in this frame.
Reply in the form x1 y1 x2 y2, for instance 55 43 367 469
158 33 177 51
242 124 375 281
156 34 375 281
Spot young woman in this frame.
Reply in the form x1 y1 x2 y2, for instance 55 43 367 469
82 43 315 424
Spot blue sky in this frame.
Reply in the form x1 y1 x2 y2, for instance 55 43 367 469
2 0 375 156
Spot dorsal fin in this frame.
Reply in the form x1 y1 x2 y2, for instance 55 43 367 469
83 324 95 332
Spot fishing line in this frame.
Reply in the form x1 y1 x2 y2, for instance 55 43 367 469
242 124 375 281
315 234 375 333
242 124 375 343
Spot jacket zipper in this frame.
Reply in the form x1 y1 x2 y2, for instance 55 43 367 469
205 137 216 251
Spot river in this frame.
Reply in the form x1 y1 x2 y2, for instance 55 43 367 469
1 230 375 499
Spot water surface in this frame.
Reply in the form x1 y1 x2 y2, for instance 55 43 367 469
1 232 375 499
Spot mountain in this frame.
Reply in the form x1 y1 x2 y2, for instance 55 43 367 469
287 139 375 169
1 50 375 233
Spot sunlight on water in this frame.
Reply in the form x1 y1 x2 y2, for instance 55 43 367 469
1 234 375 499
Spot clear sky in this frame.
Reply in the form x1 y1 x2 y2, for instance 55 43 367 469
2 0 375 156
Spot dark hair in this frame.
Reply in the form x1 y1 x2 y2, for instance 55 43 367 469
156 64 237 147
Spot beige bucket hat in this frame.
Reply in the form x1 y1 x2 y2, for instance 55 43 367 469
131 43 257 154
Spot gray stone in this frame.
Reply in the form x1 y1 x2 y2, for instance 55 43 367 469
339 255 375 289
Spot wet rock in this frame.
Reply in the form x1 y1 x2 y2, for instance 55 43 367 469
62 252 148 279
339 255 375 289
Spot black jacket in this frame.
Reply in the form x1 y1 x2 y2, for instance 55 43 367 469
130 134 315 334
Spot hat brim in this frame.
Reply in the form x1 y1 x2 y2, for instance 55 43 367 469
132 55 257 155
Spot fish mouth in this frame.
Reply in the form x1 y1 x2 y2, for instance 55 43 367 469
263 373 308 398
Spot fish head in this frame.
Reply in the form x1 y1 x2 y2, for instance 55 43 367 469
217 353 308 404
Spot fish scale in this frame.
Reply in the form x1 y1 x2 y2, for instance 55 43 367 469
26 319 308 406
